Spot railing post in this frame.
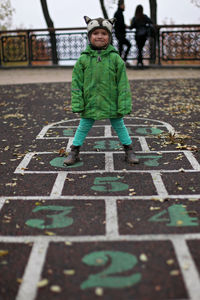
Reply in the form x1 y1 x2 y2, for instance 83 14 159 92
49 28 58 65
27 30 32 66
157 26 161 65
0 33 1 67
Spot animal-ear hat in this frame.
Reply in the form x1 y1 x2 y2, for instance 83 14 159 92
84 16 116 36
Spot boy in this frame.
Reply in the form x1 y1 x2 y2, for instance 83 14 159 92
64 16 139 165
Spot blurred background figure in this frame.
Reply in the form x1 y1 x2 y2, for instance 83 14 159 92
114 0 131 65
130 4 153 67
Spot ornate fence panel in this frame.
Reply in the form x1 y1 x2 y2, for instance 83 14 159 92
1 34 28 63
30 32 88 61
161 30 200 61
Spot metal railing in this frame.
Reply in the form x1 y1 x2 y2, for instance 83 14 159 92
0 24 199 67
157 24 200 65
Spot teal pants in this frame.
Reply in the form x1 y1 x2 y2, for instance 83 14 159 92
73 118 132 146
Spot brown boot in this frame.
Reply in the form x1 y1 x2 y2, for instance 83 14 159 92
123 144 139 164
64 145 80 166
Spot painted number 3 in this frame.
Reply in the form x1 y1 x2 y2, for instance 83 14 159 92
81 250 141 289
25 205 74 229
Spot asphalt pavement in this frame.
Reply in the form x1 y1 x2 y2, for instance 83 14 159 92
0 67 200 300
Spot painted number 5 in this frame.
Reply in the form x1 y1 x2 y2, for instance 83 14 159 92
91 177 128 192
81 250 141 289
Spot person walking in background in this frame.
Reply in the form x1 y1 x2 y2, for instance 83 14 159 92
130 4 153 67
64 16 139 166
114 0 131 65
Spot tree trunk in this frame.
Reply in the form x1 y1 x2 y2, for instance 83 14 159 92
149 0 157 64
99 0 109 19
149 0 157 24
40 0 58 64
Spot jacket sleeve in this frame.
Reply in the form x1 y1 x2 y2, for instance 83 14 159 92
71 57 85 113
145 15 153 24
116 56 132 116
130 17 136 29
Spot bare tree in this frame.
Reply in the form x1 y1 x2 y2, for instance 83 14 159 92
40 0 58 64
0 0 14 30
99 0 109 18
149 0 157 63
190 0 200 7
149 0 157 24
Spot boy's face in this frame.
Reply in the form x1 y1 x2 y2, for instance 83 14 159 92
90 29 109 48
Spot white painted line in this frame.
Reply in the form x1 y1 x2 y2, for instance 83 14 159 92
126 124 167 128
51 125 79 128
105 198 119 238
36 137 71 140
16 169 200 175
0 198 5 211
105 152 114 172
14 152 36 174
16 150 195 155
162 121 175 136
172 236 200 300
138 137 150 151
16 240 49 300
183 151 200 171
65 137 73 151
151 172 169 198
104 125 112 137
37 136 170 140
1 234 200 243
36 124 51 139
0 194 200 201
51 125 168 128
50 172 67 197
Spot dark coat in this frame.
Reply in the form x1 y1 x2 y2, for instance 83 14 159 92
130 14 152 37
114 8 126 37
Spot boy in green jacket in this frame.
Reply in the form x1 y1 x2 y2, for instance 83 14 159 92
64 16 139 165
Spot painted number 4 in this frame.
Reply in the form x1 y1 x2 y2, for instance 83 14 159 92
149 204 198 226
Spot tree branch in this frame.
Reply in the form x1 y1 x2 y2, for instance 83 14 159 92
99 0 109 19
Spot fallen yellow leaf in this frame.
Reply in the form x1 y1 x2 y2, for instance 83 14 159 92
95 287 104 296
50 285 62 293
0 250 8 257
44 231 55 236
37 279 49 287
63 269 75 275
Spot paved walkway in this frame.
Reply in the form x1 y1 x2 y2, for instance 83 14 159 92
0 67 200 85
1 67 200 299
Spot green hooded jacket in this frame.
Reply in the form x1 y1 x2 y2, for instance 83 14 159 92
71 44 132 120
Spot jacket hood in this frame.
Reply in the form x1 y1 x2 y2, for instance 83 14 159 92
81 44 118 56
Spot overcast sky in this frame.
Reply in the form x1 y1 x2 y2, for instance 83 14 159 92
10 0 200 30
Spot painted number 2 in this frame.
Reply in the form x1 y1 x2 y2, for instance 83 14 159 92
81 250 141 289
25 205 74 229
